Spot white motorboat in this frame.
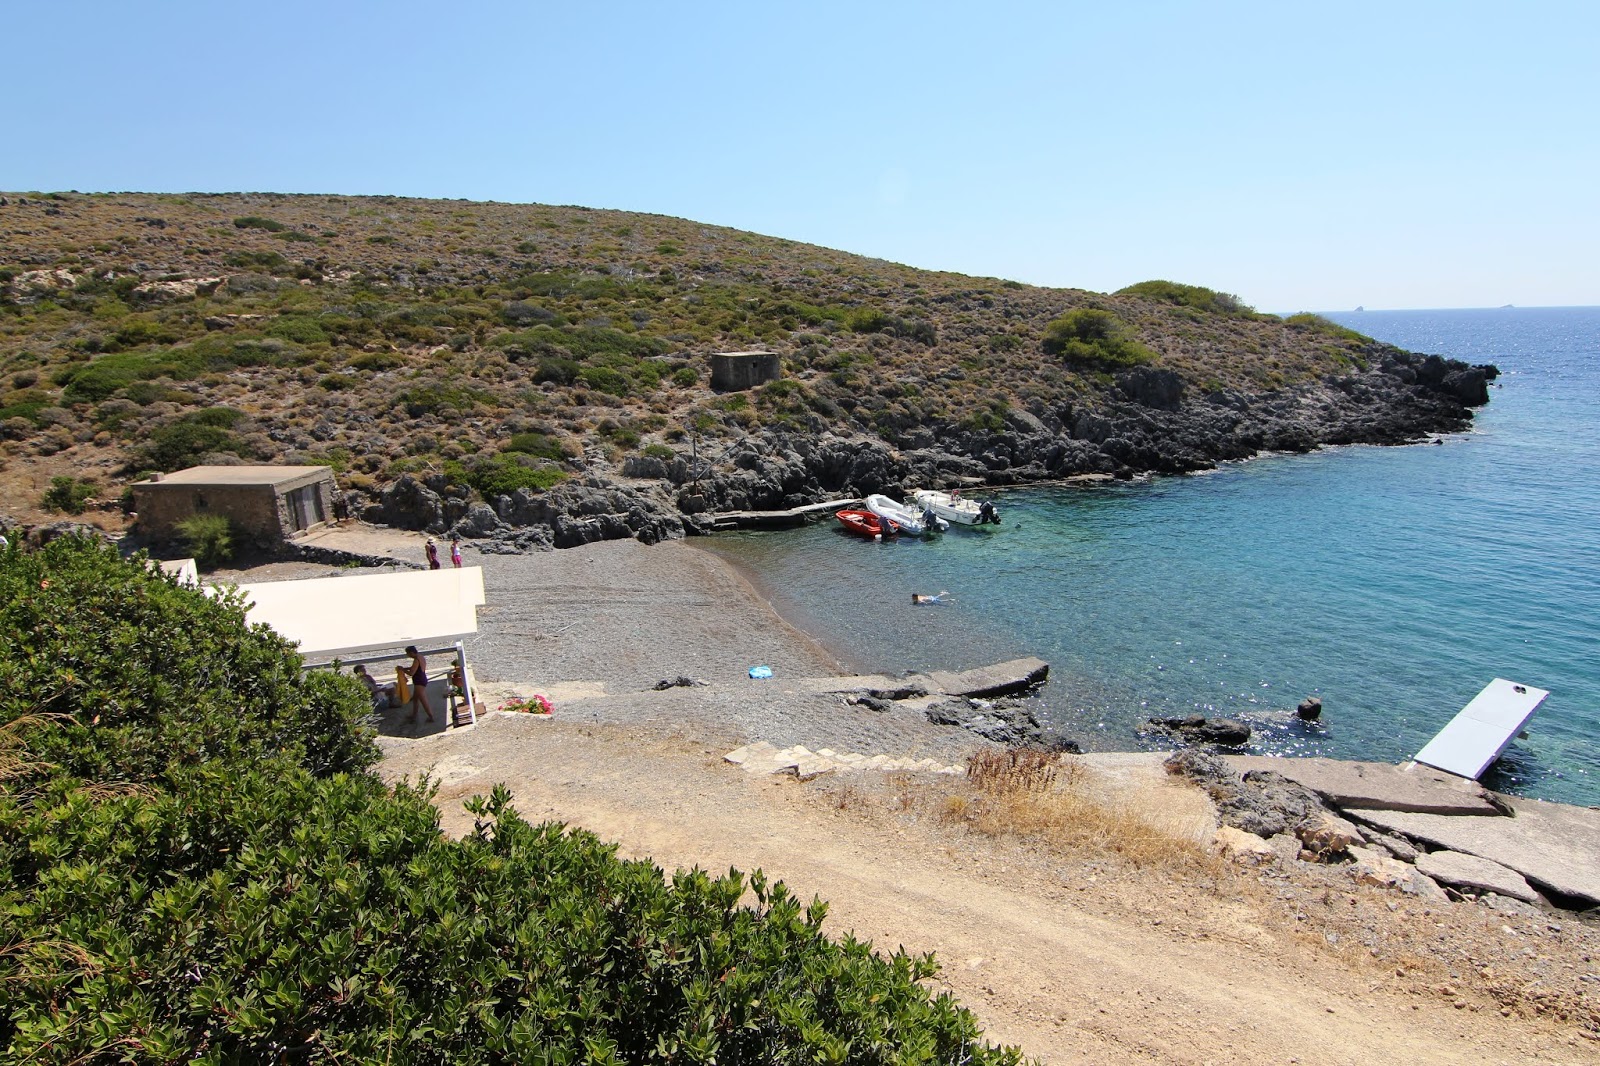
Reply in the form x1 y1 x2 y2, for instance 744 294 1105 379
910 488 1001 526
865 493 947 537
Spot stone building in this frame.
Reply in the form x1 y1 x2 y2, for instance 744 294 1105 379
709 350 780 391
132 465 337 547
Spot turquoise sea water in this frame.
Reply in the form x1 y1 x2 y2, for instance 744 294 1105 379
703 307 1600 806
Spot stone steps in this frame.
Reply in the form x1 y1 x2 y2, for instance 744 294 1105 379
725 741 965 780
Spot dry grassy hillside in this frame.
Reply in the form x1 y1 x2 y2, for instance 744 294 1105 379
0 191 1378 528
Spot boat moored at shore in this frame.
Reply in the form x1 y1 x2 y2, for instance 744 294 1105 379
836 508 896 539
911 488 1001 526
866 494 947 537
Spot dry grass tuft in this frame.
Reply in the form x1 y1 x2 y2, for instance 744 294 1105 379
0 713 72 782
948 750 1217 871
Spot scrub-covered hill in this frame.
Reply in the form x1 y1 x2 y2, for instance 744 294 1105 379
0 192 1494 544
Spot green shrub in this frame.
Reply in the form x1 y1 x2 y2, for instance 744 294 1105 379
232 215 287 232
0 766 1019 1063
450 453 567 497
1283 312 1373 345
502 430 568 461
41 475 97 514
1041 308 1157 368
59 337 294 404
319 372 356 391
642 442 676 460
0 534 377 785
533 355 581 385
223 249 289 271
1116 279 1255 316
135 409 252 471
847 307 894 334
265 314 330 345
672 366 698 386
175 512 237 568
398 383 492 417
579 365 630 396
349 350 405 372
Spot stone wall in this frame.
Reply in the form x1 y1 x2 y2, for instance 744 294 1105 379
132 469 335 546
710 351 780 392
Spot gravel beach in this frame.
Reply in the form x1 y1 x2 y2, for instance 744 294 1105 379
342 532 994 764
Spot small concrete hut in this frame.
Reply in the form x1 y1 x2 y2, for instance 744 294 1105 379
710 350 780 391
132 465 336 547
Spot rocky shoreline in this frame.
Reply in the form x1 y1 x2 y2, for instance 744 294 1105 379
355 346 1498 550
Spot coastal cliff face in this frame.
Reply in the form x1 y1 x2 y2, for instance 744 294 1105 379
0 192 1494 545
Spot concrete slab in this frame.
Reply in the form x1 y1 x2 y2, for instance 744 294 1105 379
924 657 1050 698
1224 757 1500 815
1353 796 1600 907
1414 849 1541 904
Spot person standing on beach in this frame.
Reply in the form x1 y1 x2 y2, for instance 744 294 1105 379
404 645 435 723
425 538 440 570
449 535 463 568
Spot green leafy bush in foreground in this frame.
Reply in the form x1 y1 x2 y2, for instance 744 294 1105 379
0 537 1019 1064
0 536 377 785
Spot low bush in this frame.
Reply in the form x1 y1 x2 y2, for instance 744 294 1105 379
399 383 492 417
1041 308 1157 368
1283 312 1372 345
1116 280 1256 316
232 215 287 232
349 350 405 372
41 475 97 514
134 409 252 471
448 452 566 497
175 512 237 568
502 430 568 461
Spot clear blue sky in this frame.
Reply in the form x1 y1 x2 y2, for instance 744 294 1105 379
7 1 1597 312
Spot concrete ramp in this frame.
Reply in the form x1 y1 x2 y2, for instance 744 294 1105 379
1414 678 1548 781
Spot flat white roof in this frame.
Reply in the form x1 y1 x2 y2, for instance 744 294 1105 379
140 465 332 488
217 566 486 660
1414 678 1549 780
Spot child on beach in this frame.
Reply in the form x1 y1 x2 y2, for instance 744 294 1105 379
449 535 463 568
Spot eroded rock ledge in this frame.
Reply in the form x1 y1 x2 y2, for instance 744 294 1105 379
362 347 1497 548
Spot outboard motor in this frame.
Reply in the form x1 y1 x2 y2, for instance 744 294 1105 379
979 500 999 524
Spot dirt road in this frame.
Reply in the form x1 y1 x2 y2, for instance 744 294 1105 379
380 716 1597 1065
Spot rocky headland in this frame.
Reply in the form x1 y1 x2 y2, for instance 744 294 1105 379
0 192 1494 550
359 346 1496 549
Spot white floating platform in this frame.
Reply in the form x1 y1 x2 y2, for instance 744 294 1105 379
1414 678 1549 781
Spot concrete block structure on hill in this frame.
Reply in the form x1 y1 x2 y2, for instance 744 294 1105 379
132 465 336 547
710 350 780 391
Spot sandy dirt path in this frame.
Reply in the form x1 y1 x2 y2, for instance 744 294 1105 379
380 717 1594 1066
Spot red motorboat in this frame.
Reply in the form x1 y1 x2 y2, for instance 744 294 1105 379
836 508 898 539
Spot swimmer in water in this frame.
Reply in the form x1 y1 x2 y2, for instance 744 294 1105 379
912 591 951 605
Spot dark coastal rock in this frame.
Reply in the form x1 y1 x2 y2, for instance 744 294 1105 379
1165 752 1326 838
924 697 1079 751
363 340 1501 551
1296 697 1323 722
1116 367 1185 411
452 502 503 538
365 474 446 533
1145 714 1252 747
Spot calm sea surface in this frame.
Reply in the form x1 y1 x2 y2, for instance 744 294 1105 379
701 307 1600 806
